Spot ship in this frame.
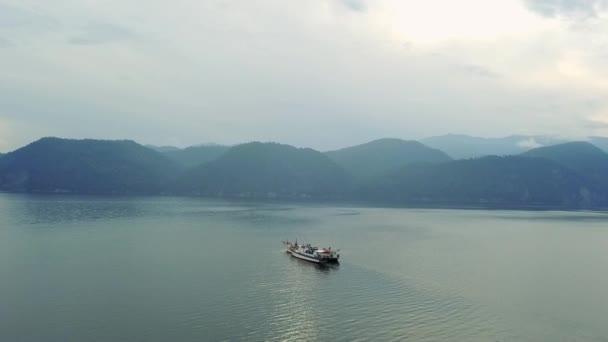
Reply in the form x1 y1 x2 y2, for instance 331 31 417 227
282 239 340 264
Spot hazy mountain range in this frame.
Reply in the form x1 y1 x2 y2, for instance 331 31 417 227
420 134 570 159
2 135 608 209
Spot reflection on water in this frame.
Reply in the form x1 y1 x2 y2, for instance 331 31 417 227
285 252 340 272
1 193 608 341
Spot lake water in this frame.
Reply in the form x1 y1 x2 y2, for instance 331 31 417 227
1 193 608 341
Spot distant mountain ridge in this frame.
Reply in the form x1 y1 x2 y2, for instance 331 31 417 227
326 138 451 180
2 137 608 209
354 141 608 208
421 134 568 159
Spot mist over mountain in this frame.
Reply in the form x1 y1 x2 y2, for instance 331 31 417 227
176 142 353 198
0 138 180 194
146 145 181 153
588 137 608 154
326 138 451 180
421 134 568 159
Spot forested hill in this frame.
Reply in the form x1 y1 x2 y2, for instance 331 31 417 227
326 138 451 180
161 144 230 168
176 142 353 198
359 156 605 208
3 137 608 209
522 142 608 188
0 137 180 194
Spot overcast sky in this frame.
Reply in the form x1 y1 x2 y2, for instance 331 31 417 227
1 0 608 151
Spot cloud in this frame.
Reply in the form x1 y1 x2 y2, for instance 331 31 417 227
0 36 12 47
68 22 135 45
586 109 608 129
0 3 59 29
517 138 544 149
524 0 608 19
340 0 366 11
457 64 501 78
0 0 607 151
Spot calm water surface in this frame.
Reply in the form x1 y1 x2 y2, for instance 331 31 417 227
1 193 608 341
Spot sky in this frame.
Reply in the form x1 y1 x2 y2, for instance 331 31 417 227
1 0 608 152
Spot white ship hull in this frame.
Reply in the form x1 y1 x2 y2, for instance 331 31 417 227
283 240 340 264
289 250 323 263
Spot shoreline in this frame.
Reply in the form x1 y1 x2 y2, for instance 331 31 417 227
1 190 607 213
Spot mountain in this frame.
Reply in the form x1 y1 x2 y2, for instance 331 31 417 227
522 141 608 167
522 142 608 188
421 134 566 159
3 136 608 209
162 144 230 168
325 138 451 180
360 156 603 208
0 137 180 194
176 142 352 198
